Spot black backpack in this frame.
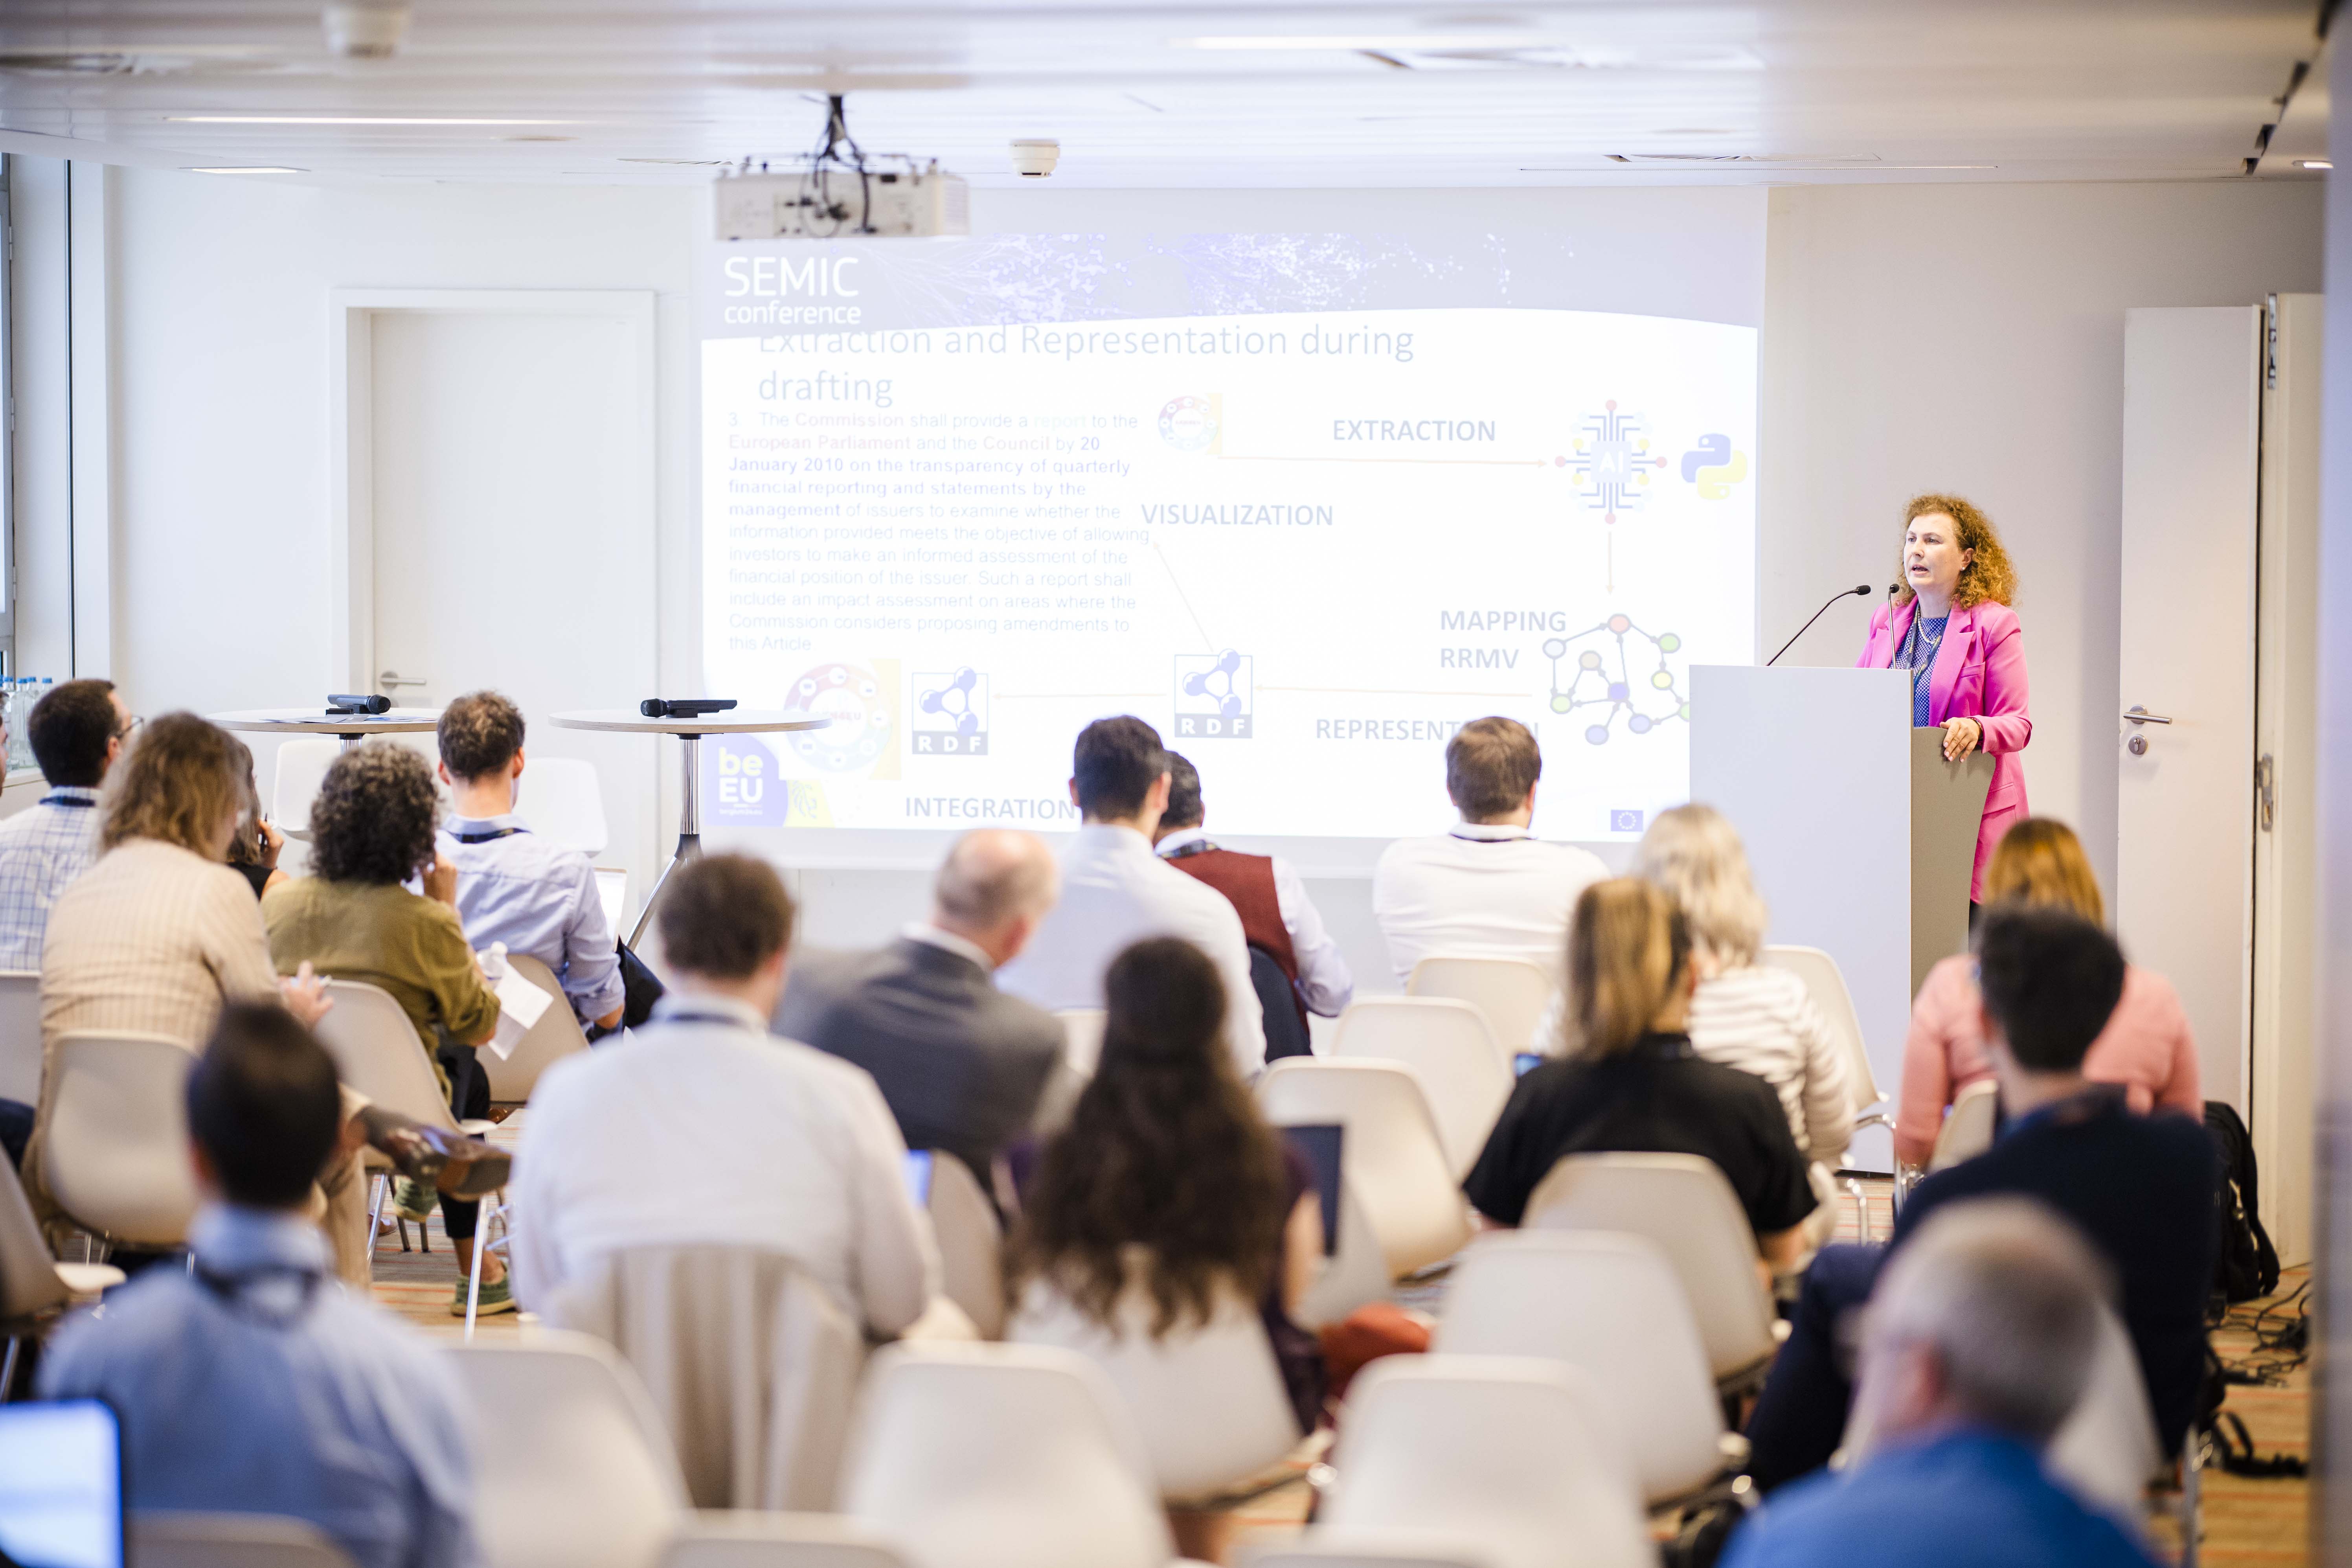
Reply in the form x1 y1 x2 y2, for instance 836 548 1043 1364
2203 1101 2279 1305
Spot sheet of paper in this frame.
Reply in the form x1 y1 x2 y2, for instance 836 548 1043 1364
484 965 556 1061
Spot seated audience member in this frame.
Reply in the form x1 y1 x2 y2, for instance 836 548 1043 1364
775 828 1066 1187
1153 752 1353 1049
1639 804 1849 1239
997 717 1266 1074
265 741 507 1314
1464 878 1815 1285
0 678 131 968
434 689 627 1032
39 1005 479 1568
1744 906 2217 1491
1371 715 1607 987
221 734 288 899
1896 817 2198 1171
1007 936 1332 1561
511 853 937 1336
1723 1199 2157 1568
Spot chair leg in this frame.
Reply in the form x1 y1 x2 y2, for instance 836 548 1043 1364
365 1175 390 1284
2180 1426 2202 1568
0 1336 20 1403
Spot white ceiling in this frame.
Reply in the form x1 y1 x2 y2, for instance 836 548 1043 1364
0 1 2330 188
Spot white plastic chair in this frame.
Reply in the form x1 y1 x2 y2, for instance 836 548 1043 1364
837 1342 1175 1568
1521 1153 1778 1390
927 1152 1007 1340
1760 944 1889 1237
0 1147 122 1396
1009 1278 1301 1502
130 1513 358 1568
1055 1009 1106 1077
482 953 594 1104
1406 956 1554 1055
1317 1356 1652 1568
661 1515 911 1568
1435 1232 1736 1507
270 738 344 842
449 1331 689 1568
1255 1059 1472 1279
1928 1079 2001 1173
1240 1542 1488 1568
0 969 40 1105
516 755 612 857
1331 998 1513 1179
39 1031 202 1249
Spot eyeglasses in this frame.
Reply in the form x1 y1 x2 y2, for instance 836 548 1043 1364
113 715 143 741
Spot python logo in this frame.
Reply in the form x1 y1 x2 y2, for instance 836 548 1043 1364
1679 433 1749 500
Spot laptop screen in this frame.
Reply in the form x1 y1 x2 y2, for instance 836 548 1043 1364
902 1149 935 1207
0 1399 125 1568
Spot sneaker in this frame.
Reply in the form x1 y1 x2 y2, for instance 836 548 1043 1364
452 1272 516 1318
360 1109 512 1203
390 1176 436 1224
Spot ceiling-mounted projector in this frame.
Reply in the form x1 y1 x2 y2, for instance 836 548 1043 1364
716 94 969 240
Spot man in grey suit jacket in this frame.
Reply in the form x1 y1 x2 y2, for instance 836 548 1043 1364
774 829 1069 1187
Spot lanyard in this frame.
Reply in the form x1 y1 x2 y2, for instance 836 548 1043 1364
193 1260 324 1326
453 825 526 844
40 794 96 809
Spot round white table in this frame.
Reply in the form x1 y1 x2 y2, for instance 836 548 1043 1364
549 710 832 944
209 706 443 748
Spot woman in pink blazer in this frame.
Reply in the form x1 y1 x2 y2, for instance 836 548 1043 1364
1856 493 2031 903
1894 818 2201 1169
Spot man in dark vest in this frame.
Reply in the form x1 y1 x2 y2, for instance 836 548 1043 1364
1152 754 1354 1058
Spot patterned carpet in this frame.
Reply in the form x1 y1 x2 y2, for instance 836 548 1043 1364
368 1164 2312 1565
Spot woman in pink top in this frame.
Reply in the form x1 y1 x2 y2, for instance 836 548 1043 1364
1856 494 2032 903
1894 818 2201 1169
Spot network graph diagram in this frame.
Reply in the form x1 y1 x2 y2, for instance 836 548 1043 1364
1543 614 1689 745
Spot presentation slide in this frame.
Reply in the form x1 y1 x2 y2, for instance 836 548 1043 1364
696 232 1755 845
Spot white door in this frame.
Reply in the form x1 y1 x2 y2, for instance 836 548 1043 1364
363 303 658 912
2117 307 2259 1108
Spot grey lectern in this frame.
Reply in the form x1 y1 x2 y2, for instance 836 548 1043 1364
1688 665 1994 1171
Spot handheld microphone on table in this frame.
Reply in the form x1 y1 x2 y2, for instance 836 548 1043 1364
1764 584 1874 667
639 698 740 719
325 694 392 715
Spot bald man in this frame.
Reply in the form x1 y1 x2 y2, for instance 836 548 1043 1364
772 829 1069 1187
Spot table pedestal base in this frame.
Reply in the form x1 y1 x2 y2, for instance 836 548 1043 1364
628 733 705 949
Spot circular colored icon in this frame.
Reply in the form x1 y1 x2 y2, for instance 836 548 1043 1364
1158 395 1218 452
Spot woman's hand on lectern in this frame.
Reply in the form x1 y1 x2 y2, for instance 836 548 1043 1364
1942 716 1983 761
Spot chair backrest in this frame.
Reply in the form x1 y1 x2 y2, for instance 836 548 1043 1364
1331 998 1512 1179
1253 945 1313 1061
0 1142 69 1320
1055 1009 1106 1077
1008 1276 1301 1502
1256 1059 1471 1278
312 981 458 1129
1929 1079 2001 1173
1759 945 1879 1110
0 968 40 1105
1435 1232 1725 1505
927 1152 1007 1340
40 1031 201 1247
482 953 594 1104
1521 1153 1777 1382
129 1512 358 1568
541 1246 865 1513
1241 1542 1488 1568
838 1342 1173 1568
516 755 612 857
1292 1170 1391 1330
1322 1355 1652 1568
448 1330 689 1568
661 1515 911 1568
269 738 345 840
1407 956 1554 1055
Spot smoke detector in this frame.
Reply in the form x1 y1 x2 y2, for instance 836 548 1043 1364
1011 139 1060 177
323 1 412 59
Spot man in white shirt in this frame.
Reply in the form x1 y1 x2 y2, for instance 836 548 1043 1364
1371 715 1608 987
0 678 130 969
512 853 939 1336
1153 753 1351 1055
996 716 1267 1075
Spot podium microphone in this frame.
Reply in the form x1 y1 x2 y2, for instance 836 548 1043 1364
1765 584 1873 667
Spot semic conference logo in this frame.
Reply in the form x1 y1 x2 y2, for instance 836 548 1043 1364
912 668 989 756
1174 650 1253 739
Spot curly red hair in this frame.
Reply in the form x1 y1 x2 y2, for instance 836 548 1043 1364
1894 493 2017 609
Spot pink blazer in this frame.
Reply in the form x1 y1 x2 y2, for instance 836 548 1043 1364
1858 598 2032 900
1894 955 2203 1167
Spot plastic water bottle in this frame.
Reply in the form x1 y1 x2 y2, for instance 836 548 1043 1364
482 941 510 982
3 680 26 773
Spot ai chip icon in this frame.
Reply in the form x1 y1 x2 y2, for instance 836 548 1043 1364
913 668 989 756
1174 650 1253 739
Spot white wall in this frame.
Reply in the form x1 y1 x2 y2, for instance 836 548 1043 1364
1759 181 2324 897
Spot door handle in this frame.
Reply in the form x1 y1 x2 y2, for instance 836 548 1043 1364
379 670 429 690
2256 754 2275 832
2122 706 2172 725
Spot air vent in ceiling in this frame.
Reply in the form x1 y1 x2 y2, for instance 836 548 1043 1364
1606 152 1882 165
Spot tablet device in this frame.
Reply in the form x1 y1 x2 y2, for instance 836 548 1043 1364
902 1149 934 1207
1514 1051 1545 1077
1280 1123 1344 1256
0 1399 125 1568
